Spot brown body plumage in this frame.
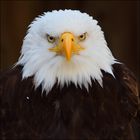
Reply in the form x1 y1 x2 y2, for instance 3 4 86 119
0 63 139 140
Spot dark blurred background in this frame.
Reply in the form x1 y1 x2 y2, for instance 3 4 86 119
0 0 140 85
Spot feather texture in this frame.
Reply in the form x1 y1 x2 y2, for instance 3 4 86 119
17 10 116 93
0 64 139 140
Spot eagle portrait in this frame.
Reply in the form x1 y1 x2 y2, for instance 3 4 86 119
0 10 140 140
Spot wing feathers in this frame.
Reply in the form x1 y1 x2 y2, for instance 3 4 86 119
113 64 139 118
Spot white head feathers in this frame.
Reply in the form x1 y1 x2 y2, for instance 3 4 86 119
17 9 116 94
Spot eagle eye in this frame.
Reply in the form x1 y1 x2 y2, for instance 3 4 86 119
78 32 87 41
47 34 55 43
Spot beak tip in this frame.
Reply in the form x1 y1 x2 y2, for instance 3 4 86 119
66 56 71 61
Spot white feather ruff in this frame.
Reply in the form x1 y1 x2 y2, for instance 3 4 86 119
17 9 117 94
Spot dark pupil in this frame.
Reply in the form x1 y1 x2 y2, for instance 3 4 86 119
80 35 84 38
50 36 54 40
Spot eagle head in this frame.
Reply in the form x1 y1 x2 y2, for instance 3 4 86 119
17 10 116 93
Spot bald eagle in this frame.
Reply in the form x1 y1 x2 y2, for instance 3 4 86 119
0 10 139 140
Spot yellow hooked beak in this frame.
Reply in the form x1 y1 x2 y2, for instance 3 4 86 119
49 32 84 61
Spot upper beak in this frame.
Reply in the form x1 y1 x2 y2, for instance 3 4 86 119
49 32 84 61
61 32 73 61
